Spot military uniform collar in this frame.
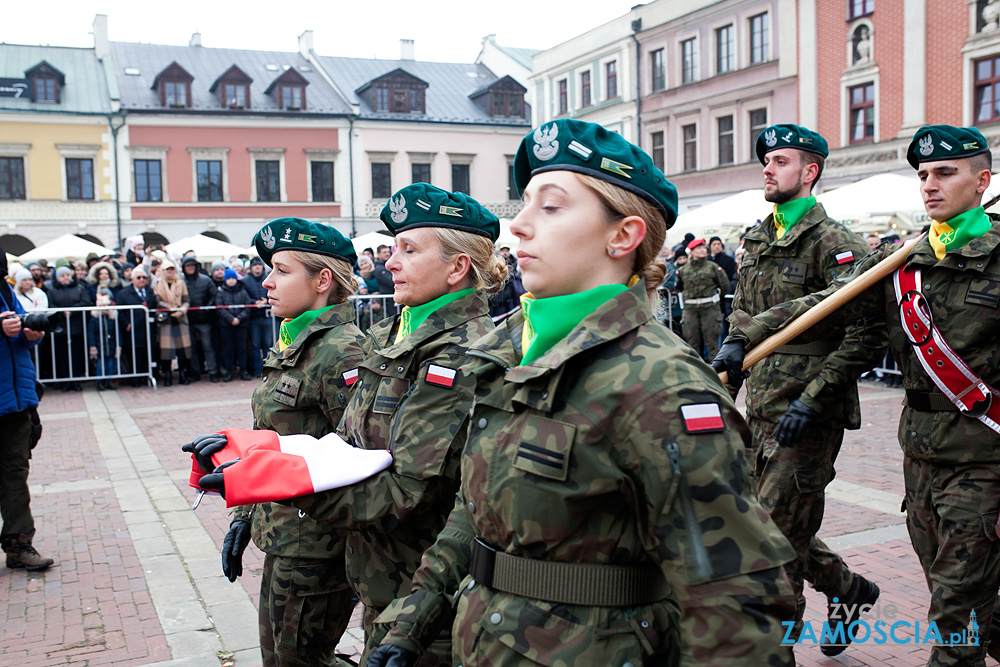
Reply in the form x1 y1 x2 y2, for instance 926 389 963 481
907 214 1000 270
469 279 653 382
273 300 355 363
370 289 490 358
746 200 827 247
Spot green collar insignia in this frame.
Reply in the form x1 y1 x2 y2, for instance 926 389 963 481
279 303 338 350
773 196 816 240
519 283 629 365
394 288 476 343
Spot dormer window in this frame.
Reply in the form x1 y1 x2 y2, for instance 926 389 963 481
210 66 253 110
357 69 428 115
265 68 309 110
151 62 194 108
469 75 527 119
25 61 65 104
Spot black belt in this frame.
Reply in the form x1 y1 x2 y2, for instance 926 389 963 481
775 340 839 356
905 389 958 412
469 538 671 607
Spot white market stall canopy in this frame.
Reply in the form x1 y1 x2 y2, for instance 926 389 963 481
166 234 248 262
817 173 926 232
667 190 770 246
495 219 519 251
18 234 114 264
350 230 396 256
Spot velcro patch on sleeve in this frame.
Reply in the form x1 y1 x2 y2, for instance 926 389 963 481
835 250 855 265
425 364 457 388
342 368 359 386
680 403 725 433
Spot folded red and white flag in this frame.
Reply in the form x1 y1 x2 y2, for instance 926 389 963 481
188 428 392 508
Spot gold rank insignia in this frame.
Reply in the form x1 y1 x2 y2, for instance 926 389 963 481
600 157 633 179
799 137 813 144
297 233 317 244
964 142 980 150
439 205 463 217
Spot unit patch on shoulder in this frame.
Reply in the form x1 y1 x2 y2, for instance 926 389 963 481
342 368 359 387
835 250 855 265
425 364 457 388
680 403 725 433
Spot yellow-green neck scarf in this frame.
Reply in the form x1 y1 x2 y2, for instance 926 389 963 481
929 206 991 261
278 304 337 351
773 195 816 240
519 277 638 366
393 288 475 344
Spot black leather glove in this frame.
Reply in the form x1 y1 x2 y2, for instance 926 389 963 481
182 433 229 474
221 519 251 582
710 340 747 389
197 459 238 499
774 399 819 448
367 645 419 667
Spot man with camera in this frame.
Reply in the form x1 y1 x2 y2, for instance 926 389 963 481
0 245 54 570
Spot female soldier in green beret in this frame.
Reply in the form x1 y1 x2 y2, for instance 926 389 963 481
367 120 797 667
186 218 368 667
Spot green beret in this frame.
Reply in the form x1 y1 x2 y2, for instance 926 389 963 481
906 125 991 169
755 123 829 164
380 183 500 242
514 119 678 228
253 217 357 268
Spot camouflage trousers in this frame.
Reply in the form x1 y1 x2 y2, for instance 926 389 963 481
259 553 357 667
749 419 855 631
681 305 721 362
903 455 1000 667
364 605 452 667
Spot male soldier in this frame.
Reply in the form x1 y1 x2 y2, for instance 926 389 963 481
713 123 884 655
717 125 1000 666
677 237 729 361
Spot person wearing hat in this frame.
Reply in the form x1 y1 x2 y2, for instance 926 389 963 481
368 120 796 667
183 218 370 667
181 256 219 382
152 259 193 386
214 268 252 382
243 256 272 378
676 237 729 362
45 261 93 390
712 122 886 654
721 124 1000 666
193 186 506 666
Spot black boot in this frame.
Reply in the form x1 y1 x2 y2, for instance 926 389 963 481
179 368 191 386
821 575 880 656
163 370 172 387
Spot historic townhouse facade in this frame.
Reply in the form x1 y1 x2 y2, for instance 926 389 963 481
0 42 117 253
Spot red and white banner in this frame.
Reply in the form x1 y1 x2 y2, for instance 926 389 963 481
188 428 392 508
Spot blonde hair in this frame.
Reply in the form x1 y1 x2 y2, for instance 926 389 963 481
574 174 668 300
283 250 357 306
430 228 508 296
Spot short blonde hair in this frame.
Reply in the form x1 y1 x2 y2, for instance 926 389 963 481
282 250 357 306
574 174 667 300
431 228 508 296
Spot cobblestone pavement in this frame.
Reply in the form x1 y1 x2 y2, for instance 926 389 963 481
0 377 992 666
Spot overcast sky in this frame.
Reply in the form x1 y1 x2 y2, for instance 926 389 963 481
3 0 640 63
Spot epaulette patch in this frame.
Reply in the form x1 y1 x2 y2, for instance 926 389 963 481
425 364 457 388
835 250 855 265
342 368 359 386
680 403 725 433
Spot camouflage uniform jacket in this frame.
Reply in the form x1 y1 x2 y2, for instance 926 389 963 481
727 201 886 427
676 256 729 310
379 280 797 666
233 300 369 557
730 217 1000 465
291 290 494 609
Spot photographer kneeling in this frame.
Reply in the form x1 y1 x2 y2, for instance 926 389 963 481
0 244 53 570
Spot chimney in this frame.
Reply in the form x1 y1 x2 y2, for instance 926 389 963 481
189 32 202 47
93 14 109 59
400 39 415 61
298 30 314 58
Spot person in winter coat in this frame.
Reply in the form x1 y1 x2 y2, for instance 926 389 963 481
87 288 119 390
13 268 48 313
0 245 54 571
181 256 219 382
45 264 92 390
215 269 251 381
115 266 157 385
86 262 121 302
153 260 192 387
242 257 272 377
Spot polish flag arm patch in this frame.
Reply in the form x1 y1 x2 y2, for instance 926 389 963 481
342 368 359 386
680 403 726 433
835 250 855 265
425 364 457 388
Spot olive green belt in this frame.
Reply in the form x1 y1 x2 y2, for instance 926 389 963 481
775 340 839 356
469 538 671 607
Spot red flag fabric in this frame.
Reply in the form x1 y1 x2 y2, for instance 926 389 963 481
188 428 392 508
